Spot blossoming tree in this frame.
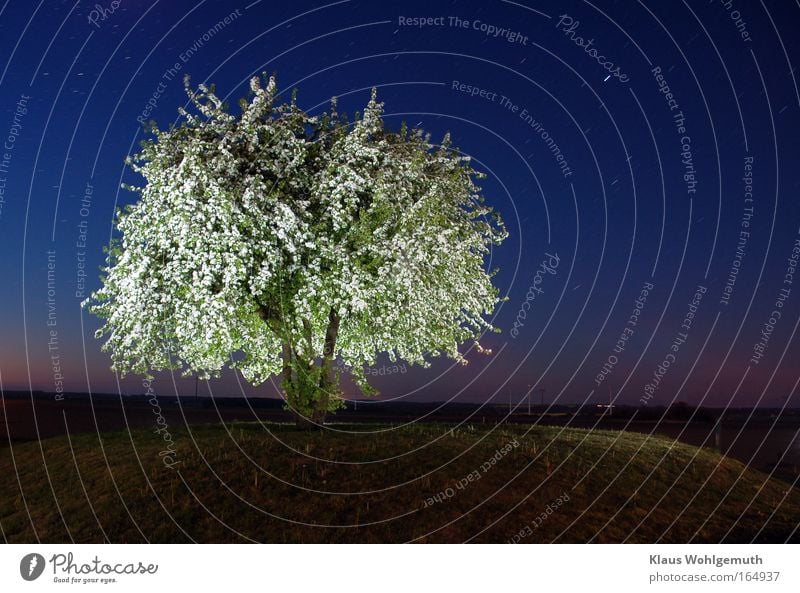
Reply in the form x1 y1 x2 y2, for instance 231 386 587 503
86 75 507 427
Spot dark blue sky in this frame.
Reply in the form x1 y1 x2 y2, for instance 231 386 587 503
1 0 799 407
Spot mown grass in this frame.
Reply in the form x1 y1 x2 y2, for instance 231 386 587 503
1 422 798 543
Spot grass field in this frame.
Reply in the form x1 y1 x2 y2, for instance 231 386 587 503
1 422 798 543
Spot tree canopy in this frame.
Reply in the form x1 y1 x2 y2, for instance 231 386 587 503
86 74 507 423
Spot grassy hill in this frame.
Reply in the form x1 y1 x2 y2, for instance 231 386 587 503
1 422 798 543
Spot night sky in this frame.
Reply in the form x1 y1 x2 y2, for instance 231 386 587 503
1 0 799 408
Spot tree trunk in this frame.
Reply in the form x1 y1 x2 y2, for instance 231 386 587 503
312 308 340 424
282 342 314 430
293 412 318 431
278 310 340 430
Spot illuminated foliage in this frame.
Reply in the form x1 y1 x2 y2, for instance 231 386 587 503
86 75 507 424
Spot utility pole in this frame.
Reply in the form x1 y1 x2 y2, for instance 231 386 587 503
194 376 199 402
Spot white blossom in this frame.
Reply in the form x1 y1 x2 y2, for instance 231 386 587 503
86 76 507 421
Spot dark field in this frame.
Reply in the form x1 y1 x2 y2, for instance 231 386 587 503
1 407 799 543
3 395 799 482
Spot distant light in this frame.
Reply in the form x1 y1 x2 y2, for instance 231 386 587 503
604 75 611 82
